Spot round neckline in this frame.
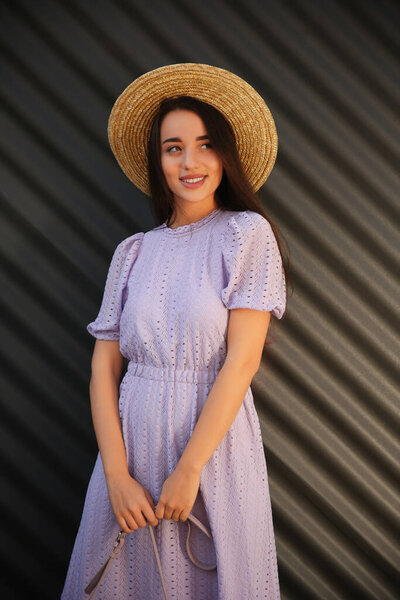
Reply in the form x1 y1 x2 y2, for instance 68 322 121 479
160 207 222 236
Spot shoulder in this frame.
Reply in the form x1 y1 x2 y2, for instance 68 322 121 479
116 230 145 252
221 210 274 244
112 230 145 259
106 231 145 276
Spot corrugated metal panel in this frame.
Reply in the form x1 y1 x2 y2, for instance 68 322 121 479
1 0 399 598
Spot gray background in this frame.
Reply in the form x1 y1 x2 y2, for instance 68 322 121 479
0 0 399 598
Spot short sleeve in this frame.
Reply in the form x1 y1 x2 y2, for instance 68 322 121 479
86 232 144 340
221 211 286 319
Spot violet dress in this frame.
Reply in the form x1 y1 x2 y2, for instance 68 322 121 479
61 208 286 600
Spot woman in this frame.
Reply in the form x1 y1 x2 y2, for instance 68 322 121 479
61 63 289 600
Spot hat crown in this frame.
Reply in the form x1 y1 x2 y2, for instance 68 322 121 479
108 62 278 196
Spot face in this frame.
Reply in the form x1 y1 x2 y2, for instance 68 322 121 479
160 109 224 209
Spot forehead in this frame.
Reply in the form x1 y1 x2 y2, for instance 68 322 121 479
160 109 206 132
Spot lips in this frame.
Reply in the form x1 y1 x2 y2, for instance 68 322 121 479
179 175 207 189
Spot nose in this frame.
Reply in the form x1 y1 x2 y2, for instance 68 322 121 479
182 147 198 170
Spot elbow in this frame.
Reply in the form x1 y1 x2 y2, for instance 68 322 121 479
88 366 121 399
223 356 260 378
89 339 124 383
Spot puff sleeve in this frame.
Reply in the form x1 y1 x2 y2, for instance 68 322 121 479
221 211 286 319
86 232 144 340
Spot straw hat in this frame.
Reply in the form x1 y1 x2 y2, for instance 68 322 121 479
107 62 278 196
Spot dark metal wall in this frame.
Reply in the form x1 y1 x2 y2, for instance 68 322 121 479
1 1 399 598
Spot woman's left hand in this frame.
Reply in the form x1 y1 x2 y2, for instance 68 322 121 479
155 463 201 522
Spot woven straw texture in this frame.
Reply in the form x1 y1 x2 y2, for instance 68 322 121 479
107 63 278 195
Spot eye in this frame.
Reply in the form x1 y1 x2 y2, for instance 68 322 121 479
165 142 212 153
166 145 180 153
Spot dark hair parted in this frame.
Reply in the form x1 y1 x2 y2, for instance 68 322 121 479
147 95 291 327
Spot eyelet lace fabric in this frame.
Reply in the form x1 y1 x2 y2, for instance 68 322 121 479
61 209 285 599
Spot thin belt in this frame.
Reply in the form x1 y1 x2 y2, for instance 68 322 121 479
84 513 217 599
126 359 219 384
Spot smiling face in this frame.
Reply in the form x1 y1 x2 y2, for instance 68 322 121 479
160 109 224 210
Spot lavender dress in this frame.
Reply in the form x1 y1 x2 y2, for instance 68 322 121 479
61 208 286 600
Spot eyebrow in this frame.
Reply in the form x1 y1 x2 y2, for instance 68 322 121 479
162 135 210 145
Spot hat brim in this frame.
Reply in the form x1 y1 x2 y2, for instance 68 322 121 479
107 63 278 196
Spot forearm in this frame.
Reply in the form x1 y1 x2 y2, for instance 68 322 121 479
89 370 129 480
177 360 257 473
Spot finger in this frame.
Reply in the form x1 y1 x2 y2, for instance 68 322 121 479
172 508 182 522
180 510 190 522
132 509 147 529
144 489 156 509
164 505 173 520
143 504 159 527
155 501 165 520
142 492 158 524
118 517 130 534
121 515 138 533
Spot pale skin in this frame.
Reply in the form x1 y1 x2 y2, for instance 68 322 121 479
88 109 272 533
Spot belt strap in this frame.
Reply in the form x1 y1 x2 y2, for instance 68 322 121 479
84 512 217 599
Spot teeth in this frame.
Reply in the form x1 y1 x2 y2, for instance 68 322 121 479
182 177 205 183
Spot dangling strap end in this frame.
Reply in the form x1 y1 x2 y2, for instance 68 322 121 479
85 530 126 597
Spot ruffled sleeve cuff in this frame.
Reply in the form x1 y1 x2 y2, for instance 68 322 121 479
86 231 144 340
221 211 286 319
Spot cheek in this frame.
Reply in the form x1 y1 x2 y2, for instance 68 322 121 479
208 151 220 166
209 156 223 178
161 155 176 179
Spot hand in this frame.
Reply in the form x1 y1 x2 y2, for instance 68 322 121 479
155 464 201 523
105 471 159 533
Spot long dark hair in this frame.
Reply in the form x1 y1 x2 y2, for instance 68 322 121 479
147 95 291 329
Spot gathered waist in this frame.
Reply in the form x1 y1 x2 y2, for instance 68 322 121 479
126 360 219 384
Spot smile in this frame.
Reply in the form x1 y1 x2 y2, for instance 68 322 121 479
180 176 207 188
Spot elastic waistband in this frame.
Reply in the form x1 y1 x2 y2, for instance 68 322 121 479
127 360 219 384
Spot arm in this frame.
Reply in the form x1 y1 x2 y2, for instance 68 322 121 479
177 308 271 474
88 339 127 478
89 339 159 531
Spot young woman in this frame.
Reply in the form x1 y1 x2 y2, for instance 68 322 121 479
61 63 289 600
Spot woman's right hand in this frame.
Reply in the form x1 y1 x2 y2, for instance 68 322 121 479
105 471 159 533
